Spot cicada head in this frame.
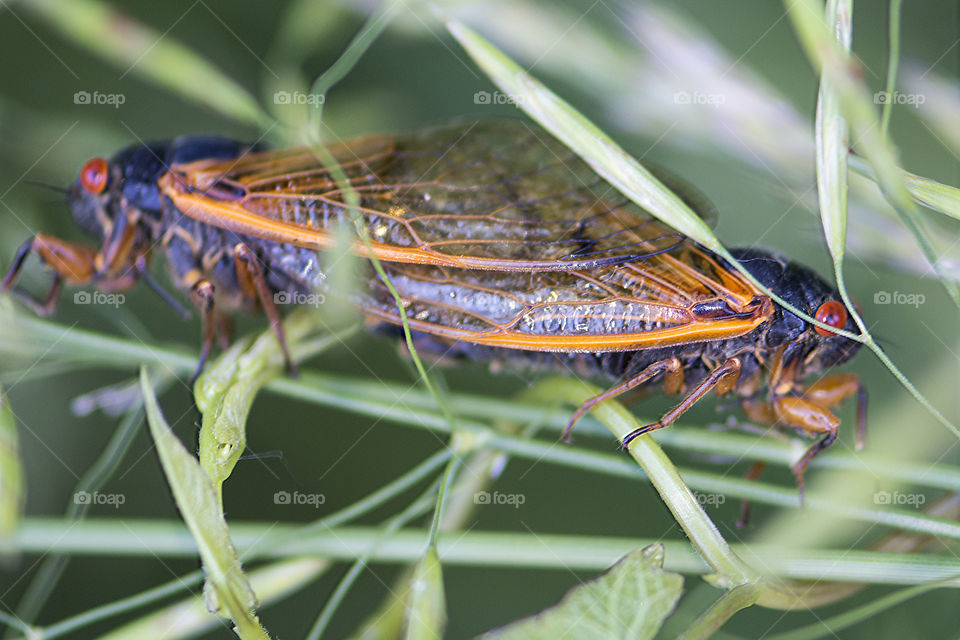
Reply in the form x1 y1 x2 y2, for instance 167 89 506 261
728 247 861 373
67 141 170 247
68 136 251 244
68 156 115 242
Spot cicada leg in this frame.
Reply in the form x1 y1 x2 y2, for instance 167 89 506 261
563 357 682 442
744 372 866 501
134 255 191 320
775 397 839 499
189 279 216 386
621 357 742 447
735 461 768 528
215 312 234 351
803 373 867 450
2 234 98 315
233 243 296 376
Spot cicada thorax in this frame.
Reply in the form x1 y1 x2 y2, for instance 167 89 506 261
157 201 321 316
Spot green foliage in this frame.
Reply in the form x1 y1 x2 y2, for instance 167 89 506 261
1 1 959 639
481 546 683 640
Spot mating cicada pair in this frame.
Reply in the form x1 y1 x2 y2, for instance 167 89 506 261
2 120 865 498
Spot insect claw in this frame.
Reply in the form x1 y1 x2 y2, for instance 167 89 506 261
622 421 661 447
563 400 595 443
561 416 578 444
792 468 807 507
189 359 206 388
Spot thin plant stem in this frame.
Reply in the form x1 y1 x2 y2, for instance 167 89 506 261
765 580 959 640
12 450 454 640
12 403 146 625
305 488 438 639
427 455 463 548
880 0 903 139
676 583 763 640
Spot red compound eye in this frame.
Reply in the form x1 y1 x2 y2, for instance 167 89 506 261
80 157 109 194
814 300 847 337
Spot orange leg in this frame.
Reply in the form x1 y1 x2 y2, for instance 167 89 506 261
3 233 150 314
3 235 98 315
233 243 296 376
744 372 866 500
622 357 742 447
804 373 867 450
7 274 64 316
773 396 840 500
564 358 682 442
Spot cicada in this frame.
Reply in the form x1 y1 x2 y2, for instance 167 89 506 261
2 120 865 493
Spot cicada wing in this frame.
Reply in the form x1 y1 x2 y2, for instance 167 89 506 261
353 243 772 353
160 121 705 271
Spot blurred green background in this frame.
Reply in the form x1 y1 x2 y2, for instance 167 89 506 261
0 0 958 637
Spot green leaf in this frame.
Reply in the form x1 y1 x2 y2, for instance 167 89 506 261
194 309 339 505
404 546 447 640
848 157 960 222
98 558 329 640
140 368 270 640
444 16 719 252
786 0 960 312
900 171 960 222
0 388 23 549
814 0 851 264
479 545 683 640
